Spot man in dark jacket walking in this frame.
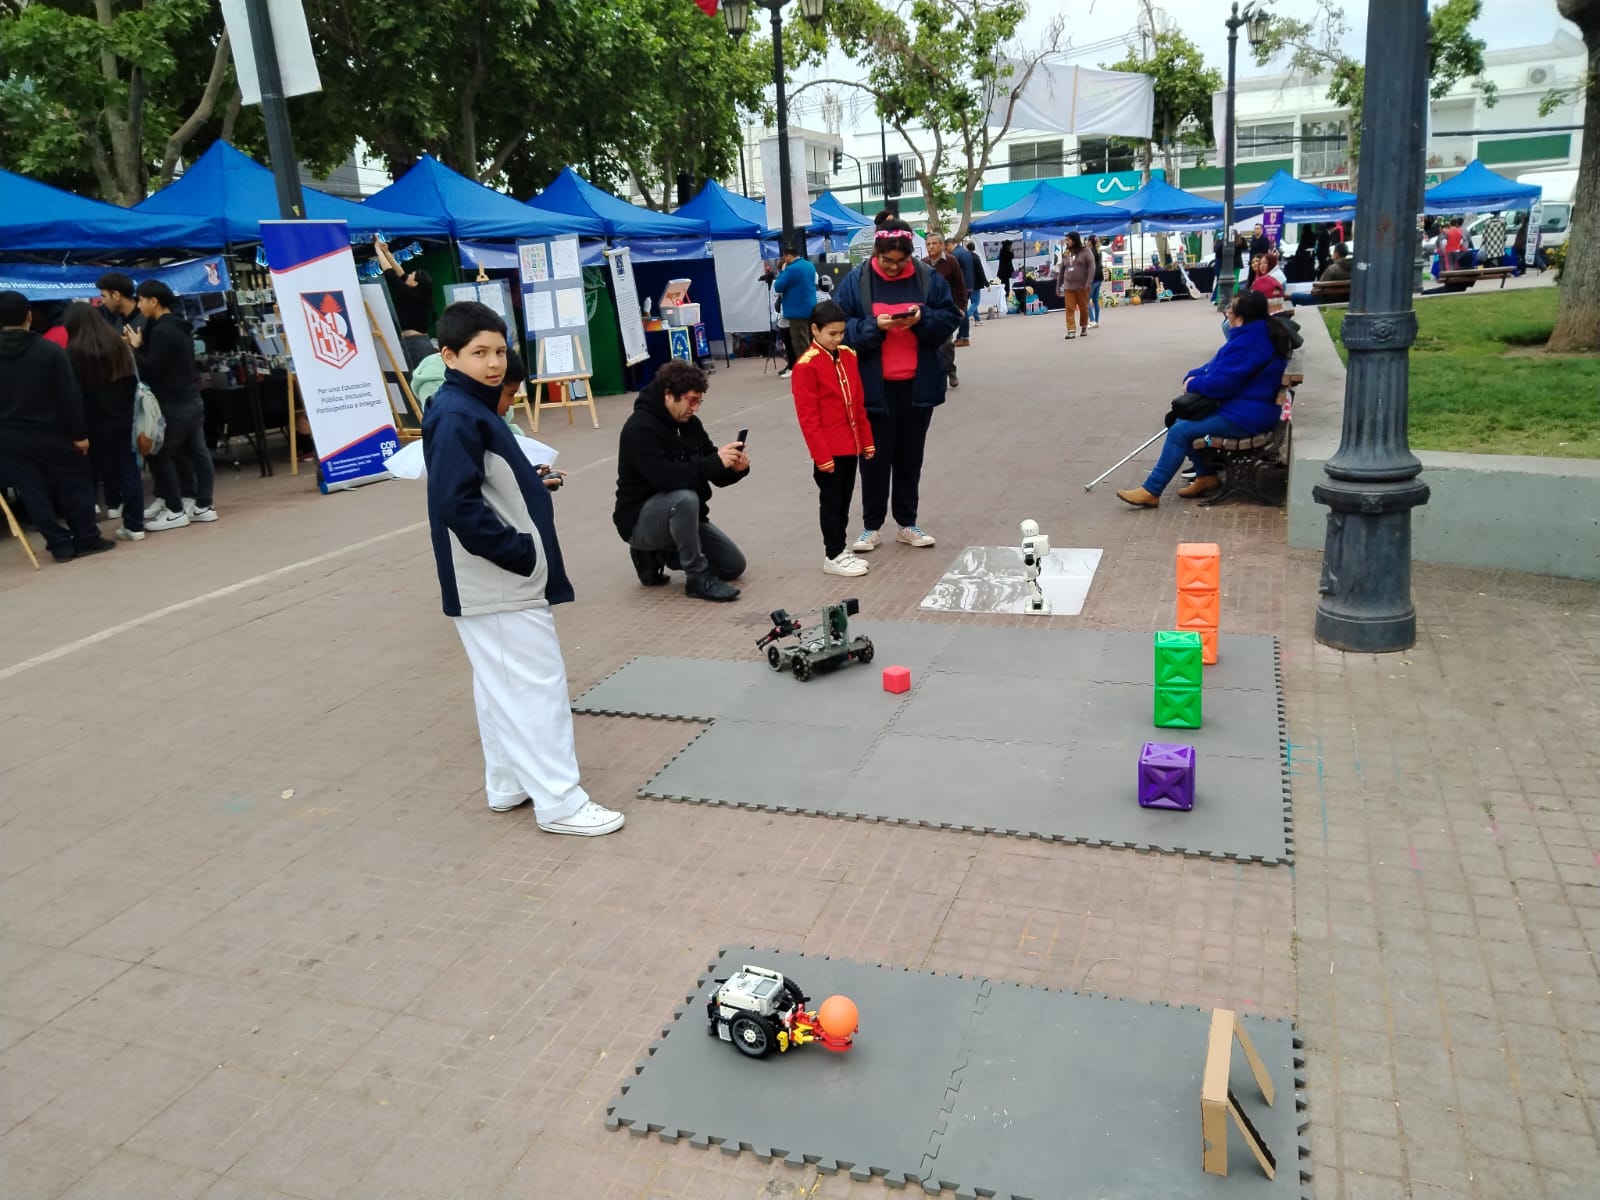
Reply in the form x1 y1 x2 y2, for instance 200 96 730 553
951 238 984 345
0 290 116 563
835 217 961 554
126 280 215 530
613 360 750 602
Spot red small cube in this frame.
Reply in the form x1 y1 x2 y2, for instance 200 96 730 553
882 665 911 694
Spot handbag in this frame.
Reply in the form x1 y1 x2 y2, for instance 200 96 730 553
1166 391 1221 426
129 357 165 457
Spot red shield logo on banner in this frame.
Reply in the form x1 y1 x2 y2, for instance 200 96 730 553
300 291 359 369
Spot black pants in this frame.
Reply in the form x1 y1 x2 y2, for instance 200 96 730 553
0 430 100 556
814 455 859 559
87 418 144 530
148 401 214 512
627 489 746 580
859 379 933 531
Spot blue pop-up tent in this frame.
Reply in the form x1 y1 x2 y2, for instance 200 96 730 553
137 142 446 243
674 179 767 238
0 169 215 252
812 191 874 232
969 181 1126 233
526 168 709 239
1422 159 1541 215
368 155 603 240
1232 170 1356 222
1105 178 1223 230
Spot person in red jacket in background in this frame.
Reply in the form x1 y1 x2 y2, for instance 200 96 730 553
791 299 876 577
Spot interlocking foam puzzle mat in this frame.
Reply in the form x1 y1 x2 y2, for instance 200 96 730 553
573 623 1291 864
608 948 1311 1200
919 546 1104 616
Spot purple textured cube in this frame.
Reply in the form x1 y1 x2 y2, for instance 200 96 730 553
1138 742 1196 811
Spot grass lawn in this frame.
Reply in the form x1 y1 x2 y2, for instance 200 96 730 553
1320 287 1600 458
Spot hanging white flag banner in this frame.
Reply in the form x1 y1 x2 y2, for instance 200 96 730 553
988 62 1154 139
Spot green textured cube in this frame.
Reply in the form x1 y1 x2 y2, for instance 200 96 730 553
1154 684 1202 729
1153 630 1204 689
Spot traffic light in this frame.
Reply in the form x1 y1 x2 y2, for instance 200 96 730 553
833 148 843 173
883 156 902 198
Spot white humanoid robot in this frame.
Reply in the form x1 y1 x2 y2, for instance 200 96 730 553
1020 519 1050 615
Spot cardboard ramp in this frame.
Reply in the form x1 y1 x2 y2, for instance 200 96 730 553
608 949 1311 1200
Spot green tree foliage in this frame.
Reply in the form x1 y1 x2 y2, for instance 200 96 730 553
792 0 1062 237
1 0 770 205
1250 0 1497 179
1547 0 1598 352
0 0 234 204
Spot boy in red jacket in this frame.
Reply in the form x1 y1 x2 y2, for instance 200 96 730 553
791 300 876 576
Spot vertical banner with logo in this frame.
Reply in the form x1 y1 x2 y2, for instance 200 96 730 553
262 220 399 491
1261 207 1285 249
605 247 649 366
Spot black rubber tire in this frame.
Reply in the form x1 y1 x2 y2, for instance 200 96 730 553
729 1012 775 1058
856 638 875 664
792 657 812 682
767 645 783 671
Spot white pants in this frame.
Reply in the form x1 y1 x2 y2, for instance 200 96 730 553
453 607 588 822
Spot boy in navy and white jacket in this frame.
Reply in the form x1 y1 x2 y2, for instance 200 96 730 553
422 301 623 836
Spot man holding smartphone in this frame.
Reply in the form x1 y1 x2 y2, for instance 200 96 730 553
613 360 750 602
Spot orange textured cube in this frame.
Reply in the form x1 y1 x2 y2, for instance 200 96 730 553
1200 629 1218 665
1175 542 1221 593
1176 590 1221 629
882 665 911 694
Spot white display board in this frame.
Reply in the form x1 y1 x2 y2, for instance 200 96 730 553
605 247 649 366
710 240 772 334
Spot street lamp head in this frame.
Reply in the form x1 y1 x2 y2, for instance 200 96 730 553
799 0 827 26
723 0 750 39
1245 5 1272 48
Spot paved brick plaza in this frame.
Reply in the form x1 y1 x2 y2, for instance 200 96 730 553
2 300 1596 1199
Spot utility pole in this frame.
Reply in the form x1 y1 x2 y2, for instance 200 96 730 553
243 0 304 219
1312 0 1431 652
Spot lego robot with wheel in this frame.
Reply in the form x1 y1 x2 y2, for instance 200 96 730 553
755 597 874 682
706 964 858 1058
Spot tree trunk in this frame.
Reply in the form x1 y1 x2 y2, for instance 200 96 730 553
1548 1 1599 352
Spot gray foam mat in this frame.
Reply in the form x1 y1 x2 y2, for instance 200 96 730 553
576 625 1291 864
609 949 1311 1200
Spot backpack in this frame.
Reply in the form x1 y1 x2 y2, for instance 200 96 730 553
132 378 165 457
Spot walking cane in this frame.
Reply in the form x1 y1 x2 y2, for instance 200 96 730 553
1082 429 1165 492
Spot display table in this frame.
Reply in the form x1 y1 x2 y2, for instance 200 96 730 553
203 375 284 477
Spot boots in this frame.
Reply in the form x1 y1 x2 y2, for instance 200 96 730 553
1115 487 1159 508
686 573 740 602
630 549 669 586
1177 476 1220 498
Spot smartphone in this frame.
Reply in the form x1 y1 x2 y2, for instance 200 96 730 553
736 428 749 448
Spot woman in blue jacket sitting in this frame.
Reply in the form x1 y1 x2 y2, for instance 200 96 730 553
1116 289 1290 508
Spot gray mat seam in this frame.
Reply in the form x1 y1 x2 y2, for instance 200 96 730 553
606 947 1315 1199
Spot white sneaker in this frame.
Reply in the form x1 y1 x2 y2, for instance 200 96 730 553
897 525 936 548
114 527 146 542
824 552 869 577
183 498 196 516
144 499 166 520
146 508 191 532
1088 320 1099 328
537 801 625 837
851 529 881 554
777 367 792 380
107 505 123 520
189 505 219 523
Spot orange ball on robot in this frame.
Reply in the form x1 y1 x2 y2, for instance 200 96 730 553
816 994 859 1038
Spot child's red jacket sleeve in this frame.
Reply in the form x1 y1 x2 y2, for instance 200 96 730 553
791 351 836 469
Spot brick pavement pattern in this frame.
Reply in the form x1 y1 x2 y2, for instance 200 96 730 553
2 299 1596 1199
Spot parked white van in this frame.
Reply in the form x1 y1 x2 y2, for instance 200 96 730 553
1519 168 1577 253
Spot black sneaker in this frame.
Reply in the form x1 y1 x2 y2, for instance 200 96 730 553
51 546 76 563
630 549 669 587
685 573 740 602
74 537 116 557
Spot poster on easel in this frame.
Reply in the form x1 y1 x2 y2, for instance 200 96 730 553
358 280 424 437
516 235 593 392
605 246 650 366
445 278 516 339
261 219 398 492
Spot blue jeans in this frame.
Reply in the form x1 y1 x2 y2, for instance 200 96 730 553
1142 413 1256 496
1089 281 1102 322
958 292 978 339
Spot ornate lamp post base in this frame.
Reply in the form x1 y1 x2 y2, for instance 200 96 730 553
1313 478 1432 651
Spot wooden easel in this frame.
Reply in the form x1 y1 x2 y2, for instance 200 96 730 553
1201 1008 1277 1180
287 372 306 476
525 337 596 433
363 298 424 440
1 493 41 571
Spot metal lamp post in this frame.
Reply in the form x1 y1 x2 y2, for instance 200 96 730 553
725 0 827 254
1313 0 1431 652
243 0 305 219
1216 2 1270 309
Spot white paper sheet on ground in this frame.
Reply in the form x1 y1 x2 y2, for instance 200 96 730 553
382 434 558 481
919 546 1103 616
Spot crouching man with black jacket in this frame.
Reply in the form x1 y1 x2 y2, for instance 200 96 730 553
612 361 750 602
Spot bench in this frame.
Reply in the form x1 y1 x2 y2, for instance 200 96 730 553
1308 277 1350 304
1439 266 1513 293
1190 369 1298 507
